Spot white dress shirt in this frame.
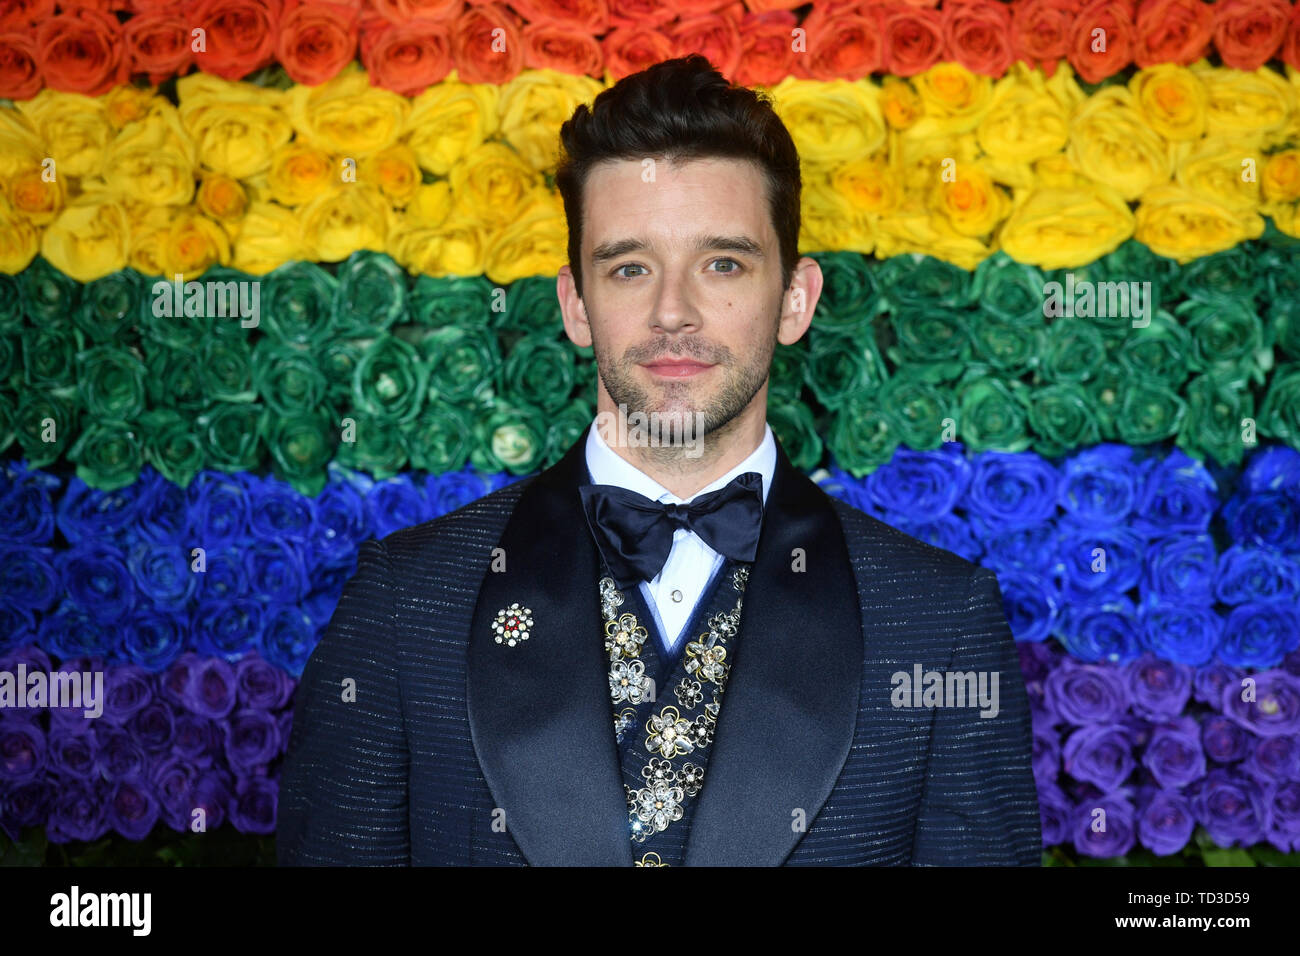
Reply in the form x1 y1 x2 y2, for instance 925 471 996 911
584 419 776 656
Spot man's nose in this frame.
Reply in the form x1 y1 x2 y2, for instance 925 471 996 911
650 272 700 334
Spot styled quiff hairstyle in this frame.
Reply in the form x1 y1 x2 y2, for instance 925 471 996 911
553 54 802 301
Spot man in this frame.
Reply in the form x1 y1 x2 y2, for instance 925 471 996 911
277 55 1041 866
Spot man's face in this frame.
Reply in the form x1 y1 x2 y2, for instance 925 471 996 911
557 156 818 445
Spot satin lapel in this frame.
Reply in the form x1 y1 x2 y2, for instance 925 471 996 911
466 434 634 866
683 437 864 866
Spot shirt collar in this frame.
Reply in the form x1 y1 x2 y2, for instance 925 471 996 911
584 417 776 506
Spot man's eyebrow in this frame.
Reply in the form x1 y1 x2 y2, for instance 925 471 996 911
590 235 766 264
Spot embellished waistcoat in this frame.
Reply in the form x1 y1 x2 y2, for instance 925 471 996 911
599 556 752 867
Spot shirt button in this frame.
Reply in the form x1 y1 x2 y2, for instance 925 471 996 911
671 589 683 602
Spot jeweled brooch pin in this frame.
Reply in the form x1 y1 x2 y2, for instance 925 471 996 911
492 603 534 646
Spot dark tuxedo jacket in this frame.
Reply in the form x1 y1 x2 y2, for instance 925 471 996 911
277 431 1042 865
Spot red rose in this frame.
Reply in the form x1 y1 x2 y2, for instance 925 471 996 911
192 0 282 81
360 16 452 94
608 0 703 32
278 0 358 85
36 7 127 95
601 25 673 80
735 9 796 87
882 2 943 76
740 0 803 11
125 12 192 84
1213 0 1290 71
0 30 41 99
367 0 463 24
451 2 523 84
521 21 602 75
0 0 54 31
669 8 743 80
1133 0 1212 67
508 0 609 34
943 0 1014 76
1066 0 1135 84
1281 1 1300 69
1012 0 1081 75
123 0 185 12
793 8 883 81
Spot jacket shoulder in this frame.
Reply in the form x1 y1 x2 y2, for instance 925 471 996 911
377 475 537 560
827 493 980 583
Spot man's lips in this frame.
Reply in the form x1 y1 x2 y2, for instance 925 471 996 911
641 359 714 378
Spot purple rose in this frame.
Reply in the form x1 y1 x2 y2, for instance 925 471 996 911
161 653 201 708
1264 781 1300 852
97 728 147 782
46 780 110 843
1243 735 1300 785
102 665 155 726
1137 600 1222 667
108 778 159 840
1126 654 1192 722
1137 787 1195 856
1059 598 1142 664
128 700 175 753
1194 663 1243 707
1201 714 1251 764
222 709 282 773
172 713 220 767
1063 724 1135 790
152 756 201 832
193 769 232 831
1191 769 1266 847
230 776 277 834
0 779 53 840
236 656 293 710
182 658 237 719
0 717 45 783
1038 781 1073 846
1141 718 1206 789
1033 726 1060 785
1045 660 1128 725
1221 670 1300 738
1071 792 1136 858
1143 533 1217 606
47 728 98 780
1059 445 1138 527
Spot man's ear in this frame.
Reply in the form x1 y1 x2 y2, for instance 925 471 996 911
558 264 592 349
778 256 823 346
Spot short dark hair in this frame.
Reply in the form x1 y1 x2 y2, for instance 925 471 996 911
553 54 802 302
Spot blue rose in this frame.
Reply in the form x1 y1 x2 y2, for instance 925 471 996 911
247 539 309 603
38 602 117 660
198 547 248 601
1137 787 1195 856
1243 444 1300 494
303 560 353 624
1057 526 1146 603
0 605 36 654
1219 602 1300 669
965 451 1060 533
1133 448 1219 535
0 460 61 544
1058 597 1142 664
57 542 136 623
133 466 190 544
188 472 251 544
865 445 971 520
127 542 196 607
310 475 370 568
1059 444 1138 527
194 599 264 660
56 477 140 545
991 569 1058 642
815 467 884 519
426 467 495 519
121 609 187 673
1137 598 1222 666
260 605 317 677
247 472 315 543
982 524 1059 574
1143 533 1217 606
0 545 57 613
1215 545 1300 605
366 474 427 539
1223 490 1300 552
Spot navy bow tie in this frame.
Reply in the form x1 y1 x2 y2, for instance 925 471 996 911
578 472 764 588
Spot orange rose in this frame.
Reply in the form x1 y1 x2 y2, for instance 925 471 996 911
734 10 796 88
0 31 41 99
943 0 1015 77
882 3 943 76
360 16 452 95
601 26 673 80
197 173 249 222
278 0 359 85
124 12 192 85
192 0 281 81
669 10 743 81
451 3 523 84
1 0 54 32
508 0 608 34
1213 0 1290 70
740 0 803 11
1011 0 1080 76
1284 3 1300 69
367 0 463 24
522 22 602 76
1133 0 1212 67
5 164 64 225
792 8 882 82
36 8 127 95
1066 0 1135 84
124 0 189 11
608 0 683 32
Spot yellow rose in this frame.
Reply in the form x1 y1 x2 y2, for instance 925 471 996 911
874 197 995 272
1262 149 1300 202
448 141 541 227
103 85 170 131
880 77 922 130
1134 183 1264 262
1067 87 1171 200
164 209 231 280
1192 63 1294 140
1033 153 1093 190
177 73 291 179
767 76 885 166
17 89 112 179
998 184 1135 269
391 209 487 277
831 156 904 218
104 109 197 207
800 175 875 254
483 189 567 284
259 142 337 207
232 201 304 275
360 143 422 208
895 132 980 195
5 164 65 225
977 68 1070 161
930 164 1008 237
197 173 249 224
40 189 130 282
0 194 39 273
1129 64 1207 142
909 62 994 137
498 69 603 173
1266 197 1300 238
406 181 453 226
0 111 44 182
126 203 174 276
1173 137 1262 212
299 183 390 262
406 80 500 177
286 63 409 159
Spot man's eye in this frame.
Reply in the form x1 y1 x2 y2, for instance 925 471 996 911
710 258 743 274
612 263 646 279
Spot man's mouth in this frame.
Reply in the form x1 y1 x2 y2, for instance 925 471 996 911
641 358 714 378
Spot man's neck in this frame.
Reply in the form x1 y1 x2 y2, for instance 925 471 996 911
595 407 766 500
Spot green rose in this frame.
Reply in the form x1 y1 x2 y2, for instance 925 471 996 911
1259 363 1300 444
500 334 576 414
957 373 1031 453
352 334 428 423
264 405 337 496
14 389 77 468
970 252 1049 326
261 261 338 347
1087 364 1126 440
76 270 144 344
1041 264 1133 344
1095 238 1176 308
543 397 594 465
253 339 327 418
768 399 824 471
1176 298 1270 382
0 274 21 334
197 401 266 471
414 325 500 405
405 398 473 474
0 392 13 454
336 410 409 479
1040 317 1105 384
808 251 879 337
769 341 808 407
146 344 205 413
877 254 973 311
969 315 1044 376
68 419 143 492
1117 311 1193 388
1273 301 1300 360
805 328 887 410
1115 378 1186 444
139 408 204 488
885 307 969 381
828 390 897 477
1026 382 1100 459
878 375 955 450
333 250 409 337
319 337 366 408
200 334 256 403
501 274 563 337
410 274 495 329
77 344 147 421
0 333 19 385
19 257 79 325
471 402 546 474
1179 370 1254 468
1166 245 1257 306
22 323 83 389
